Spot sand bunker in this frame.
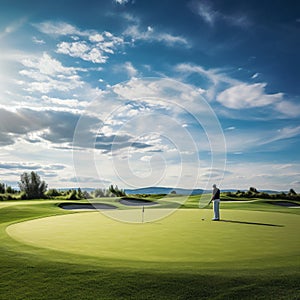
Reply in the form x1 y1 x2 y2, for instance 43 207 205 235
119 197 158 206
58 202 117 210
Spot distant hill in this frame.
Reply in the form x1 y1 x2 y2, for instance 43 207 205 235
125 187 204 195
125 187 285 195
55 187 285 195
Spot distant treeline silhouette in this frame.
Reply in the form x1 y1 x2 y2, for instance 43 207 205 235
0 171 126 200
225 187 300 200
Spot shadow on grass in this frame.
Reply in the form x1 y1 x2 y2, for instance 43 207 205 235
220 219 284 227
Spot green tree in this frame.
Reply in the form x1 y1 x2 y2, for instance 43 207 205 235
108 185 126 197
67 189 78 200
249 187 258 193
0 183 5 194
77 188 83 199
18 172 47 199
83 191 92 199
288 188 297 196
6 186 15 194
46 189 61 197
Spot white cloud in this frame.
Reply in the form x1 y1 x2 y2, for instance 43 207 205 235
41 96 89 108
114 0 129 4
57 41 108 63
269 126 300 143
115 61 138 77
223 162 300 191
175 63 239 86
121 13 182 52
32 36 45 44
174 62 239 102
24 78 82 94
125 62 138 77
225 126 235 131
251 72 259 79
34 21 124 64
75 78 226 190
217 83 283 109
124 25 189 47
34 21 80 36
89 33 104 42
194 1 217 26
275 101 300 118
190 1 250 28
18 52 85 94
19 72 83 94
21 52 77 76
224 125 300 154
140 155 152 162
147 26 153 32
175 62 299 119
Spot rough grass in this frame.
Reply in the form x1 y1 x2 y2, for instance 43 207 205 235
0 199 299 299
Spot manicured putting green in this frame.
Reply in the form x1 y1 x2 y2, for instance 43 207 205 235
7 209 299 265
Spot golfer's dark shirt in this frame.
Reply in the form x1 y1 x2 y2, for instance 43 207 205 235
213 188 220 200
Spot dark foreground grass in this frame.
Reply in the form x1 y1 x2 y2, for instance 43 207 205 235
1 259 299 300
0 200 299 299
0 250 299 300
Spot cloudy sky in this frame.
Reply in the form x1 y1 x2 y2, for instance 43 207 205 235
0 0 299 191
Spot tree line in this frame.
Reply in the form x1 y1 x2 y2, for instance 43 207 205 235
0 171 126 200
225 187 300 200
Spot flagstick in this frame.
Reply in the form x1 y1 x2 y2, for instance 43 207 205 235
142 205 144 223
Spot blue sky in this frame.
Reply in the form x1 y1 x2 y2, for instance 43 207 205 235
0 0 299 191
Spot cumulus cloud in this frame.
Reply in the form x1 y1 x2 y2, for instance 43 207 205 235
57 41 108 63
174 62 239 101
21 52 77 76
123 61 138 77
19 53 84 93
216 83 283 109
19 74 83 94
0 104 159 154
114 61 138 77
34 21 124 64
56 32 124 63
0 108 100 147
175 62 297 118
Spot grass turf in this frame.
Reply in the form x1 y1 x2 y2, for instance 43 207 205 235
0 199 299 299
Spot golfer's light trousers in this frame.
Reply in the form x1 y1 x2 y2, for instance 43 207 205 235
213 199 220 220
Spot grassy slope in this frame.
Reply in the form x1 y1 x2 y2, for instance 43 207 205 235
0 199 299 299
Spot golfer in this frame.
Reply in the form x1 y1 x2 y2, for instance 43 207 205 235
211 184 220 221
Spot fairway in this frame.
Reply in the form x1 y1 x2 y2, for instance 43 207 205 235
7 209 299 267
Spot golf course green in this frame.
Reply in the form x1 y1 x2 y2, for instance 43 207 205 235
0 199 299 299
